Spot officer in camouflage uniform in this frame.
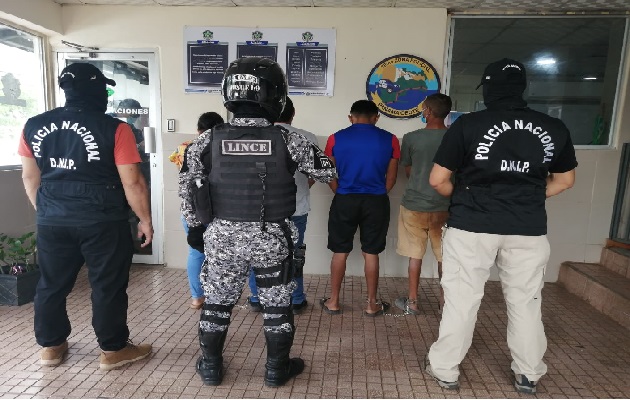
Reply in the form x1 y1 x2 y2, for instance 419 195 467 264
179 57 336 387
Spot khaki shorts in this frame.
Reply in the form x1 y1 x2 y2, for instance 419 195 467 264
396 205 449 261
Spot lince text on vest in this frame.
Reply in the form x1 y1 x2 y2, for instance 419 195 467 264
222 140 271 155
474 119 555 163
30 121 101 161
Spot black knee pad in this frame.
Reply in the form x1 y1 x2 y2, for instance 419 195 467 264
201 303 234 326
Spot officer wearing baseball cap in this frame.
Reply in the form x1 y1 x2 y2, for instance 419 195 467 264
18 62 153 370
475 57 527 90
58 62 117 88
424 58 577 394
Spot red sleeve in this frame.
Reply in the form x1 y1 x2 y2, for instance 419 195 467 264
17 130 34 158
114 123 142 165
324 134 335 157
391 135 401 159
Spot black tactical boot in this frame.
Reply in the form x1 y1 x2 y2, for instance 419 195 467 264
263 330 305 387
196 329 228 385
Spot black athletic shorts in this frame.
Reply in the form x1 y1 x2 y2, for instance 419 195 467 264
327 193 390 254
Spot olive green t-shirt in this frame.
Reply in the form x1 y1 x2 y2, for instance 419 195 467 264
400 128 451 212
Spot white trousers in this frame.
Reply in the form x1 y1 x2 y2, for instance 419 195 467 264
428 227 550 382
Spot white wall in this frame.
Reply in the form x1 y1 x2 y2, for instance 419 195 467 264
52 5 450 279
3 3 629 282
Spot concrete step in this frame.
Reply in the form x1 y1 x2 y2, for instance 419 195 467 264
558 261 630 330
600 247 630 277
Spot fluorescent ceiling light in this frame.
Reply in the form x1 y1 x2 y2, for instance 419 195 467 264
536 58 556 65
583 76 597 80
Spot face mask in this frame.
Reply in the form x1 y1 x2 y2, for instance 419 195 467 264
420 111 427 124
126 116 138 125
63 85 108 113
483 82 526 105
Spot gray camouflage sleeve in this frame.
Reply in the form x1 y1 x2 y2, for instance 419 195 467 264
178 131 212 227
286 131 337 183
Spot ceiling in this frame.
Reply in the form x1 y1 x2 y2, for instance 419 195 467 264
50 0 630 12
450 17 627 79
47 0 629 88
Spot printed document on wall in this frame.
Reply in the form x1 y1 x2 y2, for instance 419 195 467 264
183 27 336 96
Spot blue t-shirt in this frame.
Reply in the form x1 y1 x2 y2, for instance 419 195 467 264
325 123 400 195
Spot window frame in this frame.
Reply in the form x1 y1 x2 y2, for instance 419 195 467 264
0 18 51 170
445 14 630 150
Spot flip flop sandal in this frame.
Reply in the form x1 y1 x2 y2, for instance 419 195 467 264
319 297 342 315
190 298 204 310
363 300 390 317
394 297 421 315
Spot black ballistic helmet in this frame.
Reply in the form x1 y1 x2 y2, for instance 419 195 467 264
221 57 287 121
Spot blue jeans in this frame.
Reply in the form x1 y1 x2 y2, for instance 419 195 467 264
181 215 205 299
249 214 308 304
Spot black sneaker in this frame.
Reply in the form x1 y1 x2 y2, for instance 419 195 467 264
513 370 537 394
248 297 262 312
292 300 308 314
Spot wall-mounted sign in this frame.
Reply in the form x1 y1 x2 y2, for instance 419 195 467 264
366 54 441 119
184 27 336 96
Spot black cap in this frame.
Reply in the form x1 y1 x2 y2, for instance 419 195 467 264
476 58 526 89
58 62 116 89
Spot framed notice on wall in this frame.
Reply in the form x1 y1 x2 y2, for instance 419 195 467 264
187 42 229 86
184 27 336 96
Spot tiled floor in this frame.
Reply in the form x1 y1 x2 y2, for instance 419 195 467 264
1 266 629 399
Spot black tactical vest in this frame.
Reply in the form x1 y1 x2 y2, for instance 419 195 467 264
205 124 297 222
23 107 129 226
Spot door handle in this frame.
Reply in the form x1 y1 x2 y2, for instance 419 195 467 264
143 127 156 154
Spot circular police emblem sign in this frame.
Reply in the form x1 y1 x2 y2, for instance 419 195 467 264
366 54 441 119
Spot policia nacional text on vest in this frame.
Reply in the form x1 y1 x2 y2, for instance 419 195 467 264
23 107 129 226
448 108 573 237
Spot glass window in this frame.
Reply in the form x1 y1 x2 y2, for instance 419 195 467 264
0 22 46 167
448 17 628 146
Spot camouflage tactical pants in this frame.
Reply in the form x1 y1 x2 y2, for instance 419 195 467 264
199 218 297 334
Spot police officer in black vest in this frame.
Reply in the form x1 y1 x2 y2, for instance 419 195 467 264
19 63 153 370
424 58 577 394
179 57 336 386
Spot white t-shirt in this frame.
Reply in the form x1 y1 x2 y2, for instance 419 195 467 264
276 123 318 217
